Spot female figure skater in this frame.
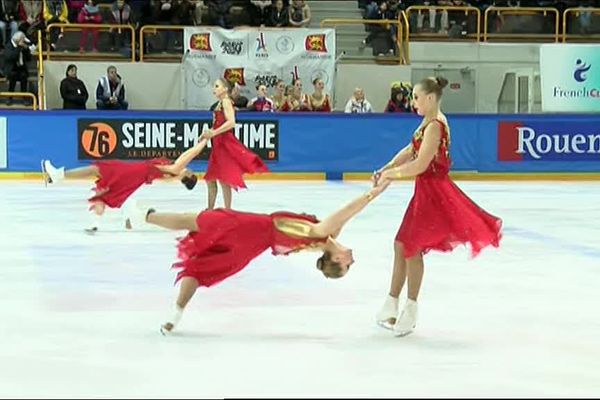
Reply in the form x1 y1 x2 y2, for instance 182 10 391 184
125 180 391 334
271 79 287 111
373 77 502 336
280 78 310 112
200 79 269 210
307 77 331 112
41 138 209 232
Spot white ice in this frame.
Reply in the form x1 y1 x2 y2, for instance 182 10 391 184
1 179 599 398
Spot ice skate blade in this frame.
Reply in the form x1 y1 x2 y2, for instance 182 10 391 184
377 319 396 330
160 323 174 336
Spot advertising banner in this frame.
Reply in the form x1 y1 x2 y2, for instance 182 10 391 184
182 27 336 110
540 44 600 112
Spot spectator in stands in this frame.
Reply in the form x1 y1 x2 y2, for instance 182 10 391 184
281 78 309 111
578 0 597 34
248 0 271 26
267 0 288 27
60 64 89 109
230 82 248 109
248 84 275 112
0 0 20 49
153 0 177 51
43 0 68 51
409 1 435 33
271 79 287 110
307 77 331 112
108 0 135 52
3 30 34 104
192 0 206 25
77 0 102 53
360 0 396 56
172 0 194 25
96 65 128 110
17 0 43 38
344 87 373 113
68 0 84 22
289 0 310 27
207 0 232 28
384 81 413 113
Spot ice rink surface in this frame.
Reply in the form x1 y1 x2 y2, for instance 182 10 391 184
1 180 599 398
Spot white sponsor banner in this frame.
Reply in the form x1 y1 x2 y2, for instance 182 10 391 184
0 117 6 169
182 27 336 110
540 44 600 112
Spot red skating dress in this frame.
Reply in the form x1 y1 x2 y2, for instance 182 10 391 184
308 93 331 112
395 119 502 258
203 102 269 190
280 94 310 112
88 158 170 208
172 209 327 287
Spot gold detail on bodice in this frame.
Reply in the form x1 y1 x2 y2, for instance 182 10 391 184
273 217 314 238
411 119 451 159
273 217 323 253
310 93 328 109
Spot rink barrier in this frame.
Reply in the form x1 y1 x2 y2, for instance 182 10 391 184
5 171 600 182
1 111 600 179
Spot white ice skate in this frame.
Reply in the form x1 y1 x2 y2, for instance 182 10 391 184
376 294 399 330
160 305 184 335
82 209 104 234
41 159 65 185
122 199 152 230
393 299 418 337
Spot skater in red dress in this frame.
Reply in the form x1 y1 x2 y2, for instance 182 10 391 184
124 180 390 333
200 79 269 210
41 138 209 232
307 77 331 112
373 76 502 336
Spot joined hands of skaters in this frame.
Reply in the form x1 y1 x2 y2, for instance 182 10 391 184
199 129 216 140
368 175 391 196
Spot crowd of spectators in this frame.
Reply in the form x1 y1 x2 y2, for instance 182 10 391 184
357 0 600 44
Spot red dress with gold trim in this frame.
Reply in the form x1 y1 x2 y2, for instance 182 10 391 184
172 209 327 287
280 94 310 112
309 93 331 112
203 102 269 190
395 119 502 258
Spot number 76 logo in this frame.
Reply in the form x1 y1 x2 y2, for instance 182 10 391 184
81 122 117 158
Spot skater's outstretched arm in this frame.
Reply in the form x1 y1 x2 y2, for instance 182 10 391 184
200 98 236 140
158 138 208 176
310 181 390 238
380 143 414 171
380 123 441 181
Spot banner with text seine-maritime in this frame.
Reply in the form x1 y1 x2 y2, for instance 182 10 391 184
77 118 279 161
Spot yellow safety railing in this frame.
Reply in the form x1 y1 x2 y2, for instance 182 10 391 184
484 7 559 42
320 18 408 65
562 8 600 42
37 29 45 110
45 23 136 62
139 25 187 62
398 11 410 64
405 6 481 41
0 92 39 110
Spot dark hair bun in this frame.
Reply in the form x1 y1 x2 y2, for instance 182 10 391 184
436 77 449 89
181 174 198 190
